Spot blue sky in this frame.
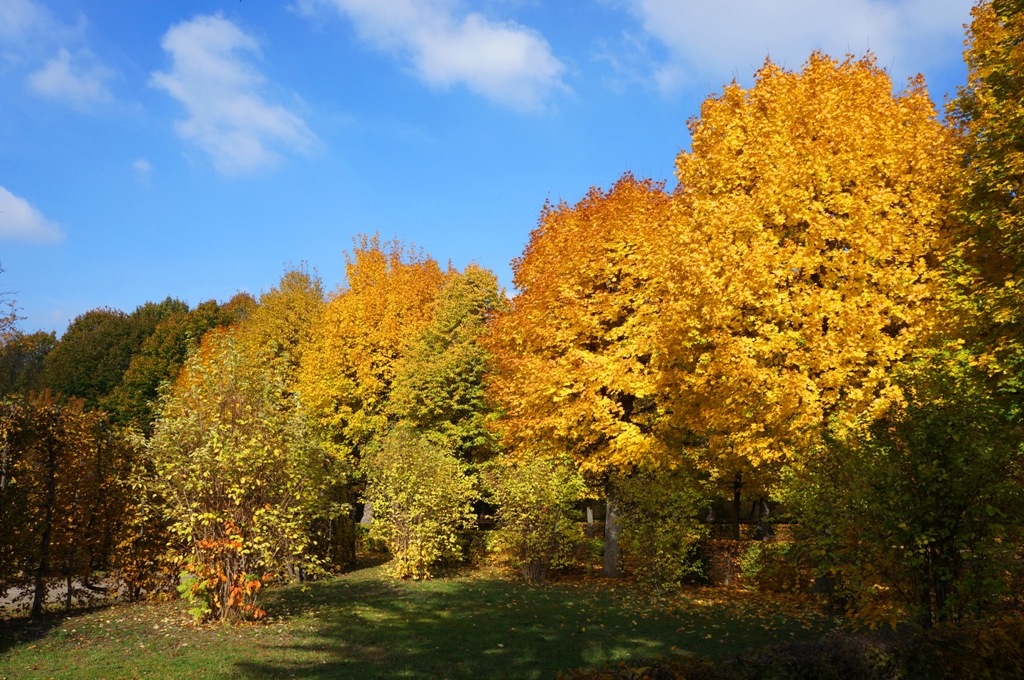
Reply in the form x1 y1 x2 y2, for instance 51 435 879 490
1 0 976 334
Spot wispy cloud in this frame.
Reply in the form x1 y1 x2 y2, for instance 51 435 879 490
132 158 152 177
28 47 113 105
0 0 117 107
297 0 566 111
620 0 974 92
151 14 318 175
0 0 51 44
0 185 64 243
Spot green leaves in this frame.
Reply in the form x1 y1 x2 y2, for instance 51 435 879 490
390 265 506 462
486 455 585 581
364 424 477 579
144 328 342 621
794 348 1024 625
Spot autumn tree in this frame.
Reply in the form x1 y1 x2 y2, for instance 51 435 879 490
656 54 956 516
144 328 340 622
237 266 324 383
0 392 134 616
108 294 254 429
389 264 506 462
0 331 57 397
948 0 1024 390
43 299 187 410
299 235 446 459
486 175 673 576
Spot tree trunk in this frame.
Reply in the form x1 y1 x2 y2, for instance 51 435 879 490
754 498 772 541
602 485 622 578
732 471 743 541
360 501 374 525
0 437 10 521
585 503 594 538
32 410 59 617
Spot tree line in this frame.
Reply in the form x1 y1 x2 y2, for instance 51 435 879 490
3 0 1024 629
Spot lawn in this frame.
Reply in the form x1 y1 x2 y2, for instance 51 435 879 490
0 560 837 679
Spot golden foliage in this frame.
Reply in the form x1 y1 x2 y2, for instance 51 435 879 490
298 235 446 458
657 54 955 472
947 0 1024 372
486 176 672 472
237 266 325 383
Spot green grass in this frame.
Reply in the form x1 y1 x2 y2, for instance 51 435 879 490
0 560 836 679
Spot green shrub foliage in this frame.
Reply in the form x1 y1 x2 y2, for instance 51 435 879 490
792 348 1024 626
737 540 814 593
364 424 477 579
143 329 342 621
486 455 585 581
617 467 709 591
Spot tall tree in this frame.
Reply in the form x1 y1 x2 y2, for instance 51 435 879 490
237 266 325 384
948 0 1024 390
299 235 446 460
389 264 506 462
488 176 671 472
43 298 187 410
0 262 16 344
486 176 672 576
107 294 255 429
657 54 955 486
0 331 57 397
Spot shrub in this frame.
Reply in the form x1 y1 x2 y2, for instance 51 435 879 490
486 455 585 581
789 349 1024 626
738 540 814 593
144 329 342 622
364 424 477 579
618 468 709 591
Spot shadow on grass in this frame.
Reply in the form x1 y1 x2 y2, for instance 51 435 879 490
0 603 115 656
234 559 773 680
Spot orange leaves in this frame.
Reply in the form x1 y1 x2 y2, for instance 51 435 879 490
487 176 672 472
489 54 954 489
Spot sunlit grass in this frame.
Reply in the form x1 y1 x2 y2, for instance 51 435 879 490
0 559 836 679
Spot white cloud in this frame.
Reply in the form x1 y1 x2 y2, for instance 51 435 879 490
298 0 566 111
150 15 318 175
621 0 975 92
0 185 63 243
133 158 152 176
28 48 113 105
0 0 49 42
0 0 117 107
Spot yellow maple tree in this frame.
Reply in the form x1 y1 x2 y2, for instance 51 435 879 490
487 175 673 473
297 235 447 459
657 53 956 477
